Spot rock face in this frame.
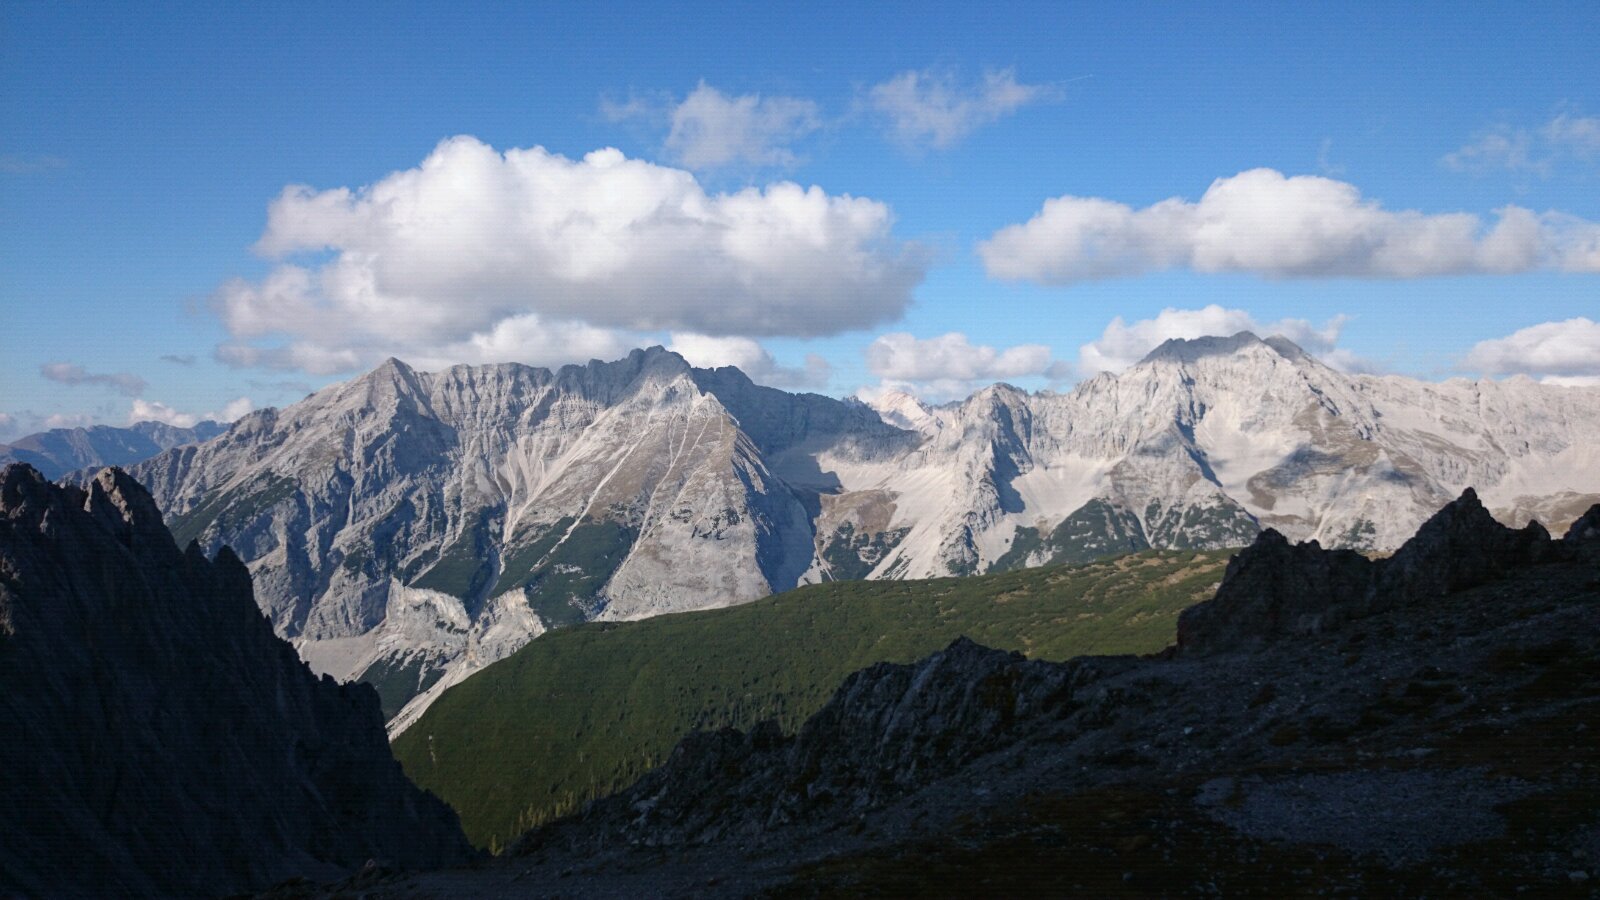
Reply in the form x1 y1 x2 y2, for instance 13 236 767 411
472 496 1600 898
126 336 1600 727
0 419 225 479
0 464 472 899
525 638 1080 849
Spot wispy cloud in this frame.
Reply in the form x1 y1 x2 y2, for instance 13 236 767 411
0 154 66 175
1444 110 1600 176
40 362 147 397
1443 128 1549 176
865 68 1059 150
160 353 197 366
604 82 822 170
980 168 1600 283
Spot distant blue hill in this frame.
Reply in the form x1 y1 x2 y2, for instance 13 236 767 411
0 420 227 479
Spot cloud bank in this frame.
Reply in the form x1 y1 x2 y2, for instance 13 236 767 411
667 332 830 389
1465 317 1600 385
980 168 1600 283
215 137 925 375
859 331 1056 400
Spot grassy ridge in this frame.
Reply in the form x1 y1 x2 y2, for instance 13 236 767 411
392 549 1233 851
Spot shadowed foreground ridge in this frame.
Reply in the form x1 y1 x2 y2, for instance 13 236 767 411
0 464 473 898
365 488 1600 897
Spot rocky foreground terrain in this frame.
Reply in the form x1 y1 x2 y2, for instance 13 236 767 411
0 464 473 898
313 490 1600 897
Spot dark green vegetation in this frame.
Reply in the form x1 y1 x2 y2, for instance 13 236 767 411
488 517 573 599
991 498 1151 571
412 513 500 599
358 652 450 720
818 522 909 581
1143 498 1261 548
393 549 1233 850
168 473 298 547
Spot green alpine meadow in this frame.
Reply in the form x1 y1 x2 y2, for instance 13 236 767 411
393 548 1232 850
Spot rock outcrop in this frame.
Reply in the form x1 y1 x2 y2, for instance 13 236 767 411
1177 487 1578 654
526 638 1080 850
0 464 472 899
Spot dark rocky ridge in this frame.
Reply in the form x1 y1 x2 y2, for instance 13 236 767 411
1175 486 1562 653
0 464 473 898
357 488 1600 897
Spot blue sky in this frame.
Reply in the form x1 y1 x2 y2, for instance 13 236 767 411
2 1 1598 438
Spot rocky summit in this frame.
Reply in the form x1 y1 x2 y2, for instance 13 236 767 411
352 490 1600 897
0 464 473 899
126 336 1600 728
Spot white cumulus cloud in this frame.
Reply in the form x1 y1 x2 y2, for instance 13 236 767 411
213 136 924 376
218 397 256 421
1077 305 1362 374
667 332 831 389
866 332 1053 382
861 332 1054 399
867 68 1057 149
1464 317 1600 381
128 396 256 428
661 82 822 170
129 399 199 428
980 168 1600 283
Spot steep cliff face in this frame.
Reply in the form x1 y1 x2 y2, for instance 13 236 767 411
126 337 1600 728
0 464 472 899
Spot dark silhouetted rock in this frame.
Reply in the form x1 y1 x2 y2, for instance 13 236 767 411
1175 529 1375 653
0 464 472 899
1565 502 1600 544
1178 488 1573 655
1378 487 1553 600
521 637 1080 851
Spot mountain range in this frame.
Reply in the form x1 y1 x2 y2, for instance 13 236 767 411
124 333 1600 727
0 419 225 479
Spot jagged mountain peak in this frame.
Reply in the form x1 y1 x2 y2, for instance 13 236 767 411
124 340 1600 730
1133 330 1319 371
863 388 937 433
